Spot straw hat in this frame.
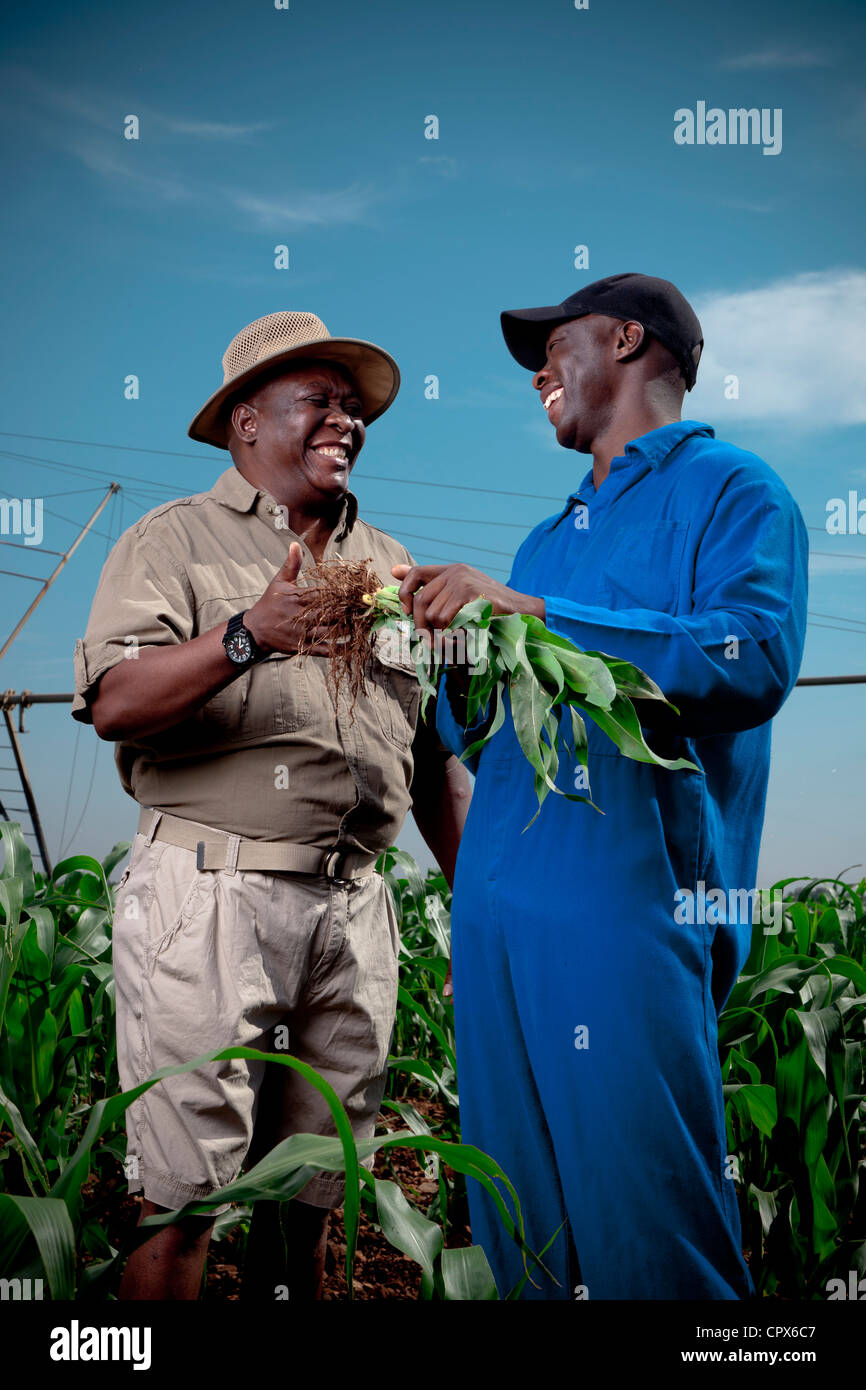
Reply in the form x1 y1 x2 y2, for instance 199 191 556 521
188 310 401 449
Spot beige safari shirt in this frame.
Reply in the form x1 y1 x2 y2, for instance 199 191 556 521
72 465 447 852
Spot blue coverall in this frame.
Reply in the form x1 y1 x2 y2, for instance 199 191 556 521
436 420 809 1300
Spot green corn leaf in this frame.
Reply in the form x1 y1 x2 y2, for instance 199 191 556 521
447 596 494 632
525 641 566 702
582 693 700 771
461 681 507 761
808 1154 840 1258
489 613 531 677
509 670 555 790
29 906 57 967
101 842 132 880
731 1083 778 1136
51 855 111 900
568 704 589 768
441 1244 499 1300
465 660 501 726
817 955 866 996
0 876 24 938
383 849 428 914
388 1055 459 1109
747 956 823 1002
397 986 456 1070
0 821 34 900
794 1004 844 1083
366 1175 443 1289
748 1183 779 1237
420 893 451 959
728 1047 761 1084
582 650 672 704
521 618 617 707
0 897 29 1036
381 1098 435 1140
0 1085 51 1194
0 1193 76 1300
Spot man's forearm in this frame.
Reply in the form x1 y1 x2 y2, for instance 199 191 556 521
91 623 242 741
411 753 472 889
520 595 545 622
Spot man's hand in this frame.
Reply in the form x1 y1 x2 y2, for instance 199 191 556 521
391 562 545 637
245 542 329 656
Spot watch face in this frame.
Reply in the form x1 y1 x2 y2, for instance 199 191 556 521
225 629 253 663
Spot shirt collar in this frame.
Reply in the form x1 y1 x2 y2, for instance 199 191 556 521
622 418 714 469
550 419 714 528
209 466 358 537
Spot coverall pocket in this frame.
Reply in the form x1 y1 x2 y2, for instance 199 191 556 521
597 520 689 614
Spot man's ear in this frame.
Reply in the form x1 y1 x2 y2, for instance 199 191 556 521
229 400 259 446
614 319 648 367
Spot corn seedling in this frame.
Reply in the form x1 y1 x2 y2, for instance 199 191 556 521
362 579 699 823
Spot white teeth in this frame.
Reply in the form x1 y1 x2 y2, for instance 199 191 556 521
543 388 564 410
315 446 347 460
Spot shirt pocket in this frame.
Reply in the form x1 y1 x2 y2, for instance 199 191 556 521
597 520 689 614
369 629 422 751
199 655 311 740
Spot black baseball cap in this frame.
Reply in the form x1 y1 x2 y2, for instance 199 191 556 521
500 272 704 390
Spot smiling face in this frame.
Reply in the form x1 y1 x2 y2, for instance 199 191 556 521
533 316 621 453
229 361 366 501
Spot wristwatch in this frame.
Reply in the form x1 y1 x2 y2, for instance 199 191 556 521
222 610 264 669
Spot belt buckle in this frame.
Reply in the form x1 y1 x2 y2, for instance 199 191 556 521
322 847 346 880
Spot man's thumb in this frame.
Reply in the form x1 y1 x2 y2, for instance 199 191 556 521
277 541 303 584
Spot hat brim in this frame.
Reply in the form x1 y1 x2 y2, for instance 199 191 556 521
188 337 401 449
500 303 588 373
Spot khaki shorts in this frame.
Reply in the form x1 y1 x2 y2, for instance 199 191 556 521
112 827 400 1211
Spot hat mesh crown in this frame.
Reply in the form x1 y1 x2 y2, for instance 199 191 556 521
221 312 331 384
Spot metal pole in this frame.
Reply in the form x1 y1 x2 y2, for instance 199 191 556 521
0 484 119 663
795 674 866 687
1 692 74 705
2 706 51 876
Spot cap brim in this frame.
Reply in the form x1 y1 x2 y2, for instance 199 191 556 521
188 338 401 450
500 303 585 372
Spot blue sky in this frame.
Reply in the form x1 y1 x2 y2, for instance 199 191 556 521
0 0 864 885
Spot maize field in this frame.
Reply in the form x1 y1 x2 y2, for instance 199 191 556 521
0 819 864 1300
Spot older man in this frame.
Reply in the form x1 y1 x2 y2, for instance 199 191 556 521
395 273 808 1299
72 310 470 1300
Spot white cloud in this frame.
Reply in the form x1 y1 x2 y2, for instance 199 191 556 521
69 139 192 202
231 185 378 227
159 117 273 140
2 66 379 230
1 66 272 142
719 48 831 70
689 270 866 425
419 155 458 178
66 135 374 226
